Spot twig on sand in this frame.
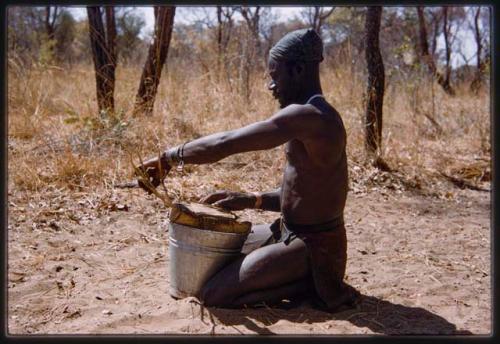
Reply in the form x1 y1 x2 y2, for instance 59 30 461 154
208 311 217 335
113 181 139 189
188 298 208 325
357 313 385 329
439 171 489 192
76 256 95 268
262 302 281 318
346 311 369 320
189 298 217 335
429 274 442 285
187 298 217 334
231 325 244 334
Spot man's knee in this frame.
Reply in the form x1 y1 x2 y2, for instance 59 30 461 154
199 282 233 307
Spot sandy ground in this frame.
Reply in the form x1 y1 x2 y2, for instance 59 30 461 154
7 185 490 335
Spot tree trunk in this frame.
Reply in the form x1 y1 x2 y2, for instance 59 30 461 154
364 6 385 156
44 6 59 60
470 7 483 93
430 10 441 59
239 6 262 58
315 7 335 36
45 6 58 40
238 6 262 100
216 7 235 81
134 6 175 116
442 7 453 91
87 6 117 114
416 6 455 96
105 6 117 65
216 6 223 75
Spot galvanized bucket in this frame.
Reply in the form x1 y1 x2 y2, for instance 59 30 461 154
168 222 249 299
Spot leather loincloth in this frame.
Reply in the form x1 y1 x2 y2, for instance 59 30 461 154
265 216 350 311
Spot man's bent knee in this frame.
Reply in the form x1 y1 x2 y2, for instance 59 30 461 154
199 282 234 307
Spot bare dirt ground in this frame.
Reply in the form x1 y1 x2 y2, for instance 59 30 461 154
7 183 490 335
6 61 491 336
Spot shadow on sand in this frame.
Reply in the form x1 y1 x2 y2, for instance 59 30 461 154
206 293 473 335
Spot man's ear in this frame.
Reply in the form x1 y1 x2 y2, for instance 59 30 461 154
293 61 305 77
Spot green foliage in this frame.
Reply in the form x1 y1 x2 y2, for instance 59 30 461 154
55 10 77 63
38 35 57 66
65 108 129 137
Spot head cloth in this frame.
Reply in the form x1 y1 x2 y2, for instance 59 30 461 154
269 28 324 63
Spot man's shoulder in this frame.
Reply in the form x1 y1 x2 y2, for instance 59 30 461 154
269 103 344 142
274 103 323 121
278 103 343 131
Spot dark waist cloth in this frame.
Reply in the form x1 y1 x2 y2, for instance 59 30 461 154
268 216 344 245
268 216 348 311
282 216 345 234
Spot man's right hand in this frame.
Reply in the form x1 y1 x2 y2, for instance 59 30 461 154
201 191 256 211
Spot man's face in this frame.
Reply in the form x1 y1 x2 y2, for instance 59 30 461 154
268 57 298 109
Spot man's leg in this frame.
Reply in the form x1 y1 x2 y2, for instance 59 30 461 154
241 223 275 254
199 233 310 308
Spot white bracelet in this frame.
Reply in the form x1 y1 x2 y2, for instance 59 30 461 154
252 192 262 209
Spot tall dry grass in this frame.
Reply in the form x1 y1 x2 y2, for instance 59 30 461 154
7 56 490 204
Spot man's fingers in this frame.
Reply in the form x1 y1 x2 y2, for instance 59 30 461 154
212 199 233 209
137 180 153 194
201 191 228 204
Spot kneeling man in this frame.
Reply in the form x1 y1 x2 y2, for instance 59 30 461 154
139 29 358 311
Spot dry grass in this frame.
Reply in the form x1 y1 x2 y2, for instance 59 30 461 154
7 56 490 204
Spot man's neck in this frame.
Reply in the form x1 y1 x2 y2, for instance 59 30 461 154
297 86 323 105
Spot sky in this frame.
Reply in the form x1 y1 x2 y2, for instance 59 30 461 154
67 6 477 68
68 6 304 30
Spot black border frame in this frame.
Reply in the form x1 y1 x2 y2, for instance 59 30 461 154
1 0 498 343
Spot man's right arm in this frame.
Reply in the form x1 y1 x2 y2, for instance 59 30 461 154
201 188 281 212
259 188 281 212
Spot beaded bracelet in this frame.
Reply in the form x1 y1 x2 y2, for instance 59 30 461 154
176 142 187 172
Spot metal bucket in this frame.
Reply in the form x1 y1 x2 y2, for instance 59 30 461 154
168 222 249 299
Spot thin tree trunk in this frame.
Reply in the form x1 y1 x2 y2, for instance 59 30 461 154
313 7 321 33
105 7 117 109
442 6 453 90
105 7 117 65
216 6 223 76
416 6 455 96
239 6 262 59
315 7 335 36
471 7 483 92
134 6 176 116
87 6 116 114
216 7 234 81
430 11 440 59
364 6 385 156
44 6 59 59
45 6 58 40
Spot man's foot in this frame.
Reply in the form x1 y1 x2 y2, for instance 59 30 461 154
312 284 361 313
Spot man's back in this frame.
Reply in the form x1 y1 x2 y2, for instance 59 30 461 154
280 99 348 224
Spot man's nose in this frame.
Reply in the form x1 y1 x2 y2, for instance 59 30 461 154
268 80 276 91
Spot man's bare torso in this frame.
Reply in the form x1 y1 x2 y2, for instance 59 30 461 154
280 100 348 224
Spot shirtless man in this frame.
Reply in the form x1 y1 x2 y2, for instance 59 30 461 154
139 29 358 311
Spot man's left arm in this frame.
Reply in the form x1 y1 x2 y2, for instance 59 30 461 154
165 105 325 165
137 105 326 188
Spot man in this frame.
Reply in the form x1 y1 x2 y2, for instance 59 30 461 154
139 29 358 311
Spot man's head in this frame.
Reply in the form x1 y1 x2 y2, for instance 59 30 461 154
268 29 324 108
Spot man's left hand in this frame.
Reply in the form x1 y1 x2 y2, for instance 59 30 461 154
136 155 172 193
